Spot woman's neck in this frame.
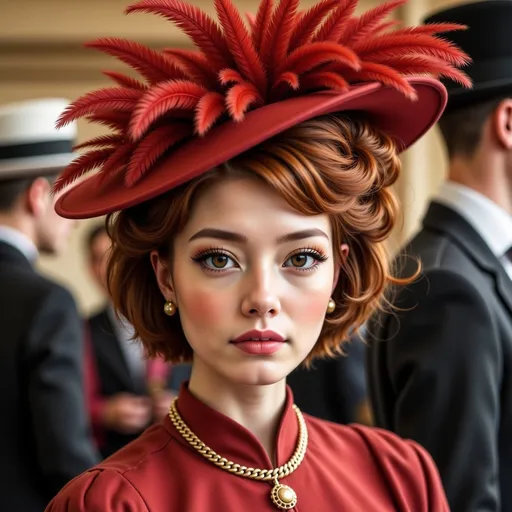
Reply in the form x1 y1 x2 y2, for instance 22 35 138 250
187 360 287 464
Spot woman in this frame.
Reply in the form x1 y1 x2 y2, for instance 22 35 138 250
47 0 470 509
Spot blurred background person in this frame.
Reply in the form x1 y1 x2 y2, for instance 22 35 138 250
85 223 183 458
368 2 512 511
0 98 99 511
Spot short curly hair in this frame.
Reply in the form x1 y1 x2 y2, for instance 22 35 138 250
106 113 407 364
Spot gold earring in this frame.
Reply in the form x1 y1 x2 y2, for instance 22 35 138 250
163 300 177 316
327 298 336 314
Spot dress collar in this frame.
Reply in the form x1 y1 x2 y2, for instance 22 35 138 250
164 382 300 470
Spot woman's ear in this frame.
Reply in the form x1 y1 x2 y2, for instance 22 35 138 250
150 251 177 304
332 243 349 293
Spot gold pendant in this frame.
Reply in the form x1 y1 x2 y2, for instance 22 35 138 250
270 479 297 510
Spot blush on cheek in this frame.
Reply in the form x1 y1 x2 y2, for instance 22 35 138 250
179 289 226 329
293 291 330 325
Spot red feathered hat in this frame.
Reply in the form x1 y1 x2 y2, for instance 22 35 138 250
54 0 471 219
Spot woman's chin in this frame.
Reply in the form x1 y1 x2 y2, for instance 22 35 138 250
228 361 292 387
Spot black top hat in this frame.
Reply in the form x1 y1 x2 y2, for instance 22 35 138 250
424 0 512 112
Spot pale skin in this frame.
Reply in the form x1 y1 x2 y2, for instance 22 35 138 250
449 99 512 213
152 174 348 461
0 176 75 255
88 231 175 433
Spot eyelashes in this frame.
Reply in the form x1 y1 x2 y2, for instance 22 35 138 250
284 248 328 271
191 246 329 273
191 247 236 273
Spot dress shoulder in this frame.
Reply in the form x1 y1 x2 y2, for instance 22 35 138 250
45 423 175 512
304 415 448 511
45 469 149 512
349 424 449 511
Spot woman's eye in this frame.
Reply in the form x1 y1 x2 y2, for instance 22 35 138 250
202 253 236 270
284 252 323 270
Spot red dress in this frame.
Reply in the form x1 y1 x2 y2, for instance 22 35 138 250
46 385 448 511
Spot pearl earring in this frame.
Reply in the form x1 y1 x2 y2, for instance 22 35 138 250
163 300 177 316
326 298 336 314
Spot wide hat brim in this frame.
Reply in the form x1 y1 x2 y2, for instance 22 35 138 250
56 76 446 219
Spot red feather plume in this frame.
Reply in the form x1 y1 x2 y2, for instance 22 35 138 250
400 22 467 36
219 68 245 85
289 0 338 48
57 87 142 128
163 49 219 88
245 12 256 30
86 112 131 132
97 144 135 182
195 91 226 134
259 0 301 76
226 82 263 121
126 123 192 185
339 0 407 46
313 0 358 43
53 148 114 193
86 38 187 84
281 42 360 75
214 0 267 95
53 0 471 194
354 33 470 67
345 61 417 99
130 80 208 139
301 71 349 92
103 71 148 90
373 20 401 35
251 0 273 52
375 55 472 88
126 0 233 70
274 71 300 90
73 134 125 151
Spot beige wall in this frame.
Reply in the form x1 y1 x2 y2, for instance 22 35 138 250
1 0 464 314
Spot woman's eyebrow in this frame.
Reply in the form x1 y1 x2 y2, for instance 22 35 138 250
188 228 329 243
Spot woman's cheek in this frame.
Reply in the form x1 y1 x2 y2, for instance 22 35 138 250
179 287 230 328
289 288 331 325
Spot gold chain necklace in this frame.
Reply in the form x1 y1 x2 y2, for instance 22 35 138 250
168 398 308 510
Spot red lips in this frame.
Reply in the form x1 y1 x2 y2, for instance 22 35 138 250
231 330 286 355
231 329 285 343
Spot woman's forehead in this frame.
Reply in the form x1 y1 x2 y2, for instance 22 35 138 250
181 175 332 243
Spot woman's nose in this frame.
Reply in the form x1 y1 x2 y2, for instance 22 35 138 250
240 268 281 318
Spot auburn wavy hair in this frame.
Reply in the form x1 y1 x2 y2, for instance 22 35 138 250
106 113 406 364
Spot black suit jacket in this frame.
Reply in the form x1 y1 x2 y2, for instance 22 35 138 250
87 309 171 458
0 241 98 512
367 202 512 512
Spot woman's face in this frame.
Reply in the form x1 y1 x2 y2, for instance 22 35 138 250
153 174 341 387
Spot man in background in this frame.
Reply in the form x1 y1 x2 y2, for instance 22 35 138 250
85 224 181 458
367 2 512 511
0 98 99 511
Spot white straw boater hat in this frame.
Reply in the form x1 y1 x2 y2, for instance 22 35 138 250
0 98 76 180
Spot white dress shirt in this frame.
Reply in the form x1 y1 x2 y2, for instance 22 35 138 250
435 181 512 280
0 225 38 263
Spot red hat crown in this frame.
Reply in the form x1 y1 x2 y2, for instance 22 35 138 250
54 0 471 194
